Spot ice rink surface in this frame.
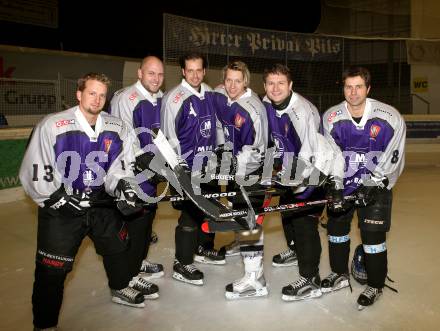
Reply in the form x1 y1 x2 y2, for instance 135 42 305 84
1 158 439 331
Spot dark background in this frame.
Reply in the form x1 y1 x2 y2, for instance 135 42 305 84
0 1 321 58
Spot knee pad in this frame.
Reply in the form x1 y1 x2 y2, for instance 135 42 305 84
327 218 351 236
358 190 392 232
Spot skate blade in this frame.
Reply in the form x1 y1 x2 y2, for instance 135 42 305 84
140 271 165 280
144 293 160 300
112 297 145 308
282 289 323 301
272 261 298 268
194 255 226 265
358 304 367 311
172 272 204 286
225 287 269 300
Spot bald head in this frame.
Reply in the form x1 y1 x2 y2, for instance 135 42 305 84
138 56 164 94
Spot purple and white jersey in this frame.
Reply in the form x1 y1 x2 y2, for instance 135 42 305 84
264 92 344 198
214 87 268 175
322 98 406 195
161 79 217 167
110 80 163 197
19 106 136 206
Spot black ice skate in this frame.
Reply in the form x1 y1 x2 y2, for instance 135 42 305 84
194 245 226 265
129 276 159 299
321 272 351 293
272 248 298 267
139 259 164 279
111 286 145 308
281 274 322 301
172 260 204 285
357 286 382 310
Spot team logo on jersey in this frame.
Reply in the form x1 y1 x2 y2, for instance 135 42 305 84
348 152 367 169
129 92 138 101
370 125 381 139
55 119 75 127
234 113 245 128
273 136 285 155
200 119 211 138
104 138 112 153
327 110 341 123
173 91 185 103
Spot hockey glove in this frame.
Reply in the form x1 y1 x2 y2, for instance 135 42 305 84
135 151 166 184
355 176 389 207
115 179 144 216
177 156 191 173
325 176 348 213
44 185 87 217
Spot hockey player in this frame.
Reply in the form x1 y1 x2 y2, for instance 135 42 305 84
20 73 147 330
213 61 269 299
268 73 325 268
109 56 165 297
161 52 225 286
263 64 345 301
321 66 405 310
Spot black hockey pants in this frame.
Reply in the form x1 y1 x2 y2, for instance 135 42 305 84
33 206 130 329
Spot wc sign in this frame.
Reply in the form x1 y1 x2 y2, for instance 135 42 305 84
413 77 428 93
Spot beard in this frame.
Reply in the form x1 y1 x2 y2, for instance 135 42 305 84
85 104 103 115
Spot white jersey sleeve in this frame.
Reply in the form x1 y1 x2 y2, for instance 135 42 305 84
369 101 406 188
101 113 138 196
110 88 134 127
19 115 62 206
289 98 335 177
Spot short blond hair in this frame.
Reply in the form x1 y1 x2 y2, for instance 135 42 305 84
222 61 250 87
